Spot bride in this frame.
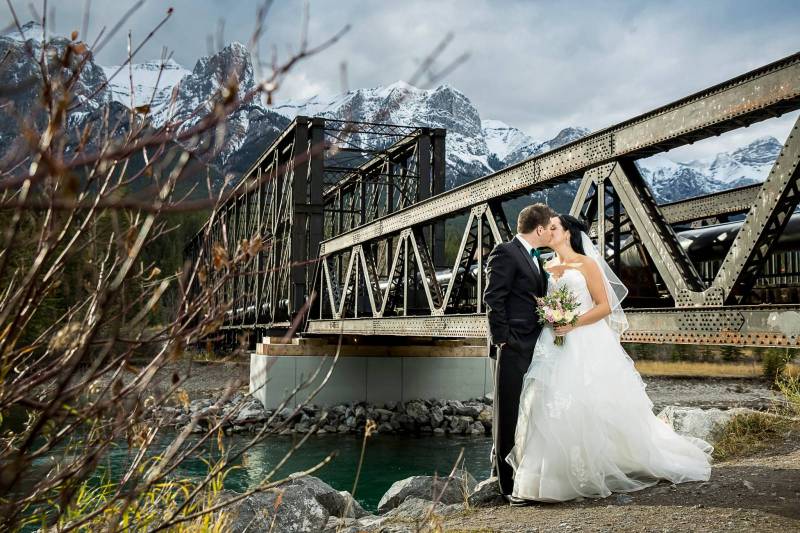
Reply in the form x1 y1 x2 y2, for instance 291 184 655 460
506 214 713 502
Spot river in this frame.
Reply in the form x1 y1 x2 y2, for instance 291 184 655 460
25 430 492 513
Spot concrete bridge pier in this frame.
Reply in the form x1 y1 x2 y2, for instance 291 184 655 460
249 337 493 409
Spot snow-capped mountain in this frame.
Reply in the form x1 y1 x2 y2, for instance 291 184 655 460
0 22 783 206
636 136 781 203
102 59 190 121
3 20 46 43
273 80 494 187
482 120 536 163
272 82 600 189
0 21 117 167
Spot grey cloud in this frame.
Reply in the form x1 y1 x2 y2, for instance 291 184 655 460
3 0 798 155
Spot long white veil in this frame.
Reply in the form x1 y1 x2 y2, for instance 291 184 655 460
580 232 629 338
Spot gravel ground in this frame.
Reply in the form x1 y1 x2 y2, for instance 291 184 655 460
643 376 781 412
442 429 800 532
119 359 251 399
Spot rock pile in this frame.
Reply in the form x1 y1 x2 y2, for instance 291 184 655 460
223 472 496 533
148 394 494 436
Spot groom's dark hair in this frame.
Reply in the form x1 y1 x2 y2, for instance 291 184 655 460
517 203 556 233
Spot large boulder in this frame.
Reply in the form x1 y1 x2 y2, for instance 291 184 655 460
377 473 476 514
429 405 445 427
467 477 505 507
383 497 464 520
233 405 267 425
225 475 367 532
405 401 430 425
384 497 445 520
657 406 756 442
455 403 482 417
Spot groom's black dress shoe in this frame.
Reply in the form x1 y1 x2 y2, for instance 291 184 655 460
506 495 536 507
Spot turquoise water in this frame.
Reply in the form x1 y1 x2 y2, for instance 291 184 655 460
226 433 493 510
28 432 493 512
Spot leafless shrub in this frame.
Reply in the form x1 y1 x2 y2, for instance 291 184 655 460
0 2 349 530
0 1 467 530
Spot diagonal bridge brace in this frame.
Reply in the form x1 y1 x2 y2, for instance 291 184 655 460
576 114 800 307
606 160 707 303
570 162 706 303
692 114 800 305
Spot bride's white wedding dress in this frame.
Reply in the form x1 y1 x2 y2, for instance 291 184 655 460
507 266 713 502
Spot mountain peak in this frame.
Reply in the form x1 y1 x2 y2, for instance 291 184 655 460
730 135 781 167
2 21 45 42
552 126 591 145
482 120 536 163
189 41 255 94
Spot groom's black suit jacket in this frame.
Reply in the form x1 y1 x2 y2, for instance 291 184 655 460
484 236 548 495
484 237 547 358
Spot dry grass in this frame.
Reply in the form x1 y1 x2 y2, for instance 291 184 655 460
711 411 796 461
712 371 800 461
776 374 800 416
634 360 800 378
633 360 765 378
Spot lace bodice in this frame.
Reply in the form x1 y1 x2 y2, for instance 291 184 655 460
548 268 595 314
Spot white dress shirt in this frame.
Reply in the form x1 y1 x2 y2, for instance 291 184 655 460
515 233 539 271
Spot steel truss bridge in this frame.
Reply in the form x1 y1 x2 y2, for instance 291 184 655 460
188 52 800 348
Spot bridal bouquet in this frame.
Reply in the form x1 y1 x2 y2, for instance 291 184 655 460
535 286 580 346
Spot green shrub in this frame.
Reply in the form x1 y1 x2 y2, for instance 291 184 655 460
776 373 800 416
762 348 791 382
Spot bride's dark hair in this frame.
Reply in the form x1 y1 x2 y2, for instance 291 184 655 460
558 214 589 254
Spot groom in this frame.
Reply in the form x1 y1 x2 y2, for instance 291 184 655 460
484 203 556 502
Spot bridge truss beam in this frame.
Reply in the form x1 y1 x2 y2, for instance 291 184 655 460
307 52 800 346
186 117 446 332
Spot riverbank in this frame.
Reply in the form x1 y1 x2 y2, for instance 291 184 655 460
137 361 782 437
127 359 782 411
72 358 797 530
217 415 799 532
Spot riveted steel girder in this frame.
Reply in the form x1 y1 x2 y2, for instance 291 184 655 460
306 307 800 347
701 115 800 304
321 53 800 256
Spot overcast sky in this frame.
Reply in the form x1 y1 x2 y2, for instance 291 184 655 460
3 0 799 159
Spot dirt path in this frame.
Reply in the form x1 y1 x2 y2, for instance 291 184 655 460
443 427 800 532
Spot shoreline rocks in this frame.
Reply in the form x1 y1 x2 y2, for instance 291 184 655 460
149 391 771 443
377 472 476 513
149 395 495 436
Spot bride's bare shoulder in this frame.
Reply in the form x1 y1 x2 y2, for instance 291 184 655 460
575 255 603 276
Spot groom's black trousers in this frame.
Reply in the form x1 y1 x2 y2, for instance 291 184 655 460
493 343 534 495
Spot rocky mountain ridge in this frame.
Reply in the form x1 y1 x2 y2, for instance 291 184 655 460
0 22 782 204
